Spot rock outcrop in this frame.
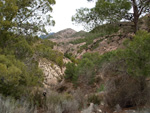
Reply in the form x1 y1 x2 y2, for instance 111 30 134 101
39 58 63 87
39 58 71 88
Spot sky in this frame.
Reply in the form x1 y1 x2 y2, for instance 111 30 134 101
46 0 96 33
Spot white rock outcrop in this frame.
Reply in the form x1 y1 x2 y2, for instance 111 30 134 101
39 59 63 87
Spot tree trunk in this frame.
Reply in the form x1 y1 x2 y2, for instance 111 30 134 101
134 16 139 33
132 0 139 33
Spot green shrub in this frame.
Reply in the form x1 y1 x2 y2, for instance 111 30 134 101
34 43 63 67
1 36 33 59
64 52 78 63
87 94 101 105
0 55 43 98
101 31 150 108
91 23 119 34
64 62 77 82
70 23 119 53
97 84 105 92
65 52 106 85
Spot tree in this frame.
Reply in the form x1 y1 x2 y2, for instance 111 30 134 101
0 55 43 98
101 31 150 108
65 62 77 82
72 0 150 32
0 0 55 36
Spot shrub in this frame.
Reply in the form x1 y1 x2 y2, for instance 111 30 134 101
1 36 33 59
0 55 43 98
0 95 36 113
64 62 77 82
44 91 79 113
104 75 148 108
64 52 111 85
97 84 105 92
87 94 101 105
101 31 150 108
34 42 63 67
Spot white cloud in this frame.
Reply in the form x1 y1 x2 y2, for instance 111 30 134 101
46 0 96 33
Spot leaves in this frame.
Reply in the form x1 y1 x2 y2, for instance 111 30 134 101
0 53 43 98
0 0 56 35
72 0 150 32
72 0 131 30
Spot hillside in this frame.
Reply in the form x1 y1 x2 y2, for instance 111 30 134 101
0 2 150 112
45 14 150 112
48 15 150 60
47 28 77 39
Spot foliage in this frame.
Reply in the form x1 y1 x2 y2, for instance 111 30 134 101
104 75 149 108
97 84 105 92
0 0 55 35
6 36 34 59
72 0 150 32
64 62 77 82
71 32 105 53
71 23 119 52
87 94 101 105
71 32 103 45
65 52 105 85
122 31 150 76
90 39 103 50
0 54 43 98
100 31 150 108
64 51 116 86
0 29 63 102
70 30 87 38
105 31 150 77
72 0 131 30
0 32 62 100
34 39 63 67
64 52 78 64
90 23 119 34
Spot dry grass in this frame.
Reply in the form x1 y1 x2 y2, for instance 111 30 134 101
41 90 80 113
0 95 36 113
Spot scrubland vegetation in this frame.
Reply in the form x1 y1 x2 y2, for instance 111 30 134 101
70 24 119 53
0 0 150 112
65 31 150 111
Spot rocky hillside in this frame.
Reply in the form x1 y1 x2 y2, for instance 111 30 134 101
48 29 87 55
48 14 150 60
48 28 77 39
39 58 70 88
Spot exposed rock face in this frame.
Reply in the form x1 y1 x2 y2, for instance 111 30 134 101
39 59 63 87
39 58 71 88
92 35 125 55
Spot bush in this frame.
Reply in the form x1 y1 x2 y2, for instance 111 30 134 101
64 52 112 85
44 91 79 113
0 95 36 113
104 75 148 108
87 94 101 105
0 54 43 98
91 23 119 34
101 31 150 108
2 36 33 59
64 62 77 82
34 42 63 67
